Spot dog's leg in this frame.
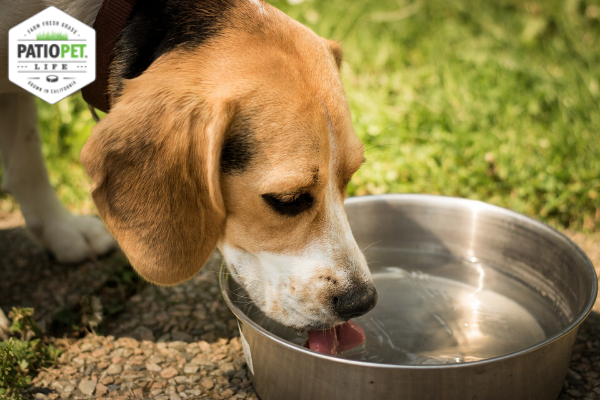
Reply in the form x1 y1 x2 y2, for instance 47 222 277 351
0 307 9 340
0 92 117 262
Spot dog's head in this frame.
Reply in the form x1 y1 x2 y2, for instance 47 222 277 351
81 1 377 330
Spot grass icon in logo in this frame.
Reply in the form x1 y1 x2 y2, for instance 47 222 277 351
8 6 96 104
36 31 69 40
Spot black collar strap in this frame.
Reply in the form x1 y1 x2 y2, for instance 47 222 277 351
81 0 137 113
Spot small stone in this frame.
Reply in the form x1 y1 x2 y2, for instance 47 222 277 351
159 347 181 358
106 364 123 375
183 363 199 374
146 362 162 372
119 337 140 349
568 389 583 397
96 383 108 396
575 363 592 373
191 354 212 366
166 385 177 395
100 376 114 385
148 355 167 365
168 341 188 350
215 375 229 386
129 363 147 371
122 371 145 381
219 362 236 377
568 368 583 381
34 394 48 399
80 342 94 352
220 389 234 397
198 341 212 353
51 380 75 394
78 379 97 396
63 366 78 375
233 369 247 380
170 374 186 383
107 384 120 392
160 366 179 379
200 377 214 390
72 357 85 367
92 348 109 357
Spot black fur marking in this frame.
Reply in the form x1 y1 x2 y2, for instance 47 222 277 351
110 0 239 102
220 115 257 174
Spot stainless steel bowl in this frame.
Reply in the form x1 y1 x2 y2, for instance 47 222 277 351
220 194 597 400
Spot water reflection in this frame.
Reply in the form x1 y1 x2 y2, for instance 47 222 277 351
231 250 564 365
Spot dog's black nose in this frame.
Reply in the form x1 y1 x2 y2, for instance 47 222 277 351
332 283 378 320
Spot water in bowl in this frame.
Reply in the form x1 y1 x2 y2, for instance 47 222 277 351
230 249 570 365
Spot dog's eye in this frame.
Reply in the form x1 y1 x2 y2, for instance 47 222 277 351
262 192 314 216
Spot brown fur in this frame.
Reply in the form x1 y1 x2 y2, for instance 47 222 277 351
81 61 232 285
81 1 364 286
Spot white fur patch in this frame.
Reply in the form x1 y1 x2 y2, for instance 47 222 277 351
247 0 267 15
221 241 342 329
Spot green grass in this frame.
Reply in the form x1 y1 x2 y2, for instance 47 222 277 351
1 0 599 231
0 308 62 400
35 32 69 40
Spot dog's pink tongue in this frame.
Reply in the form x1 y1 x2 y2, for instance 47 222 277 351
307 327 338 355
336 320 366 352
306 320 365 355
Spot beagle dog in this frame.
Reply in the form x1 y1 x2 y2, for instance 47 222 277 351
0 0 377 336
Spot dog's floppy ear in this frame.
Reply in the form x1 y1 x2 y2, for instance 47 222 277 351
326 40 343 69
81 71 230 286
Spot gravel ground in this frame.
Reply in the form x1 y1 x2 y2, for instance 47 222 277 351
0 216 599 400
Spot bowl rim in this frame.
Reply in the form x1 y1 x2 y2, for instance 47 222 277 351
219 194 598 370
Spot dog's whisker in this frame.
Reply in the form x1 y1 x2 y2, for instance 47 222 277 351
364 142 404 153
362 240 383 253
205 269 269 284
376 122 402 135
234 275 269 284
